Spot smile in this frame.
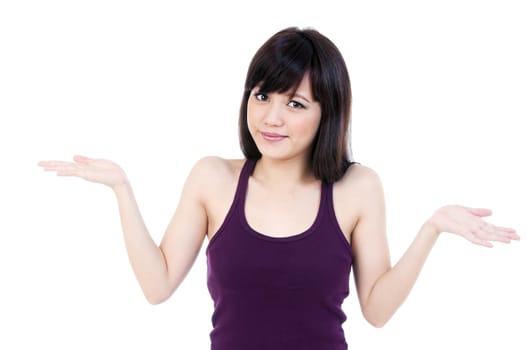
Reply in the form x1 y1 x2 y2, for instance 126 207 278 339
261 132 287 142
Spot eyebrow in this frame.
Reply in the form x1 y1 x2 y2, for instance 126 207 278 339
292 92 312 104
254 85 313 104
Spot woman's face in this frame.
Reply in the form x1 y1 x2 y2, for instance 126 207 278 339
247 74 322 163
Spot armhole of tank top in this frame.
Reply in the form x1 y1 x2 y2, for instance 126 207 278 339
205 158 253 253
325 180 354 262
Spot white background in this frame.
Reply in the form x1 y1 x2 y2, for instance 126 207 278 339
1 0 526 349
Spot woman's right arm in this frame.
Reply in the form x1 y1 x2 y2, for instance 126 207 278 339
38 155 209 304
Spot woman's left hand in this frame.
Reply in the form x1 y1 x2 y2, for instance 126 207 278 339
426 205 520 247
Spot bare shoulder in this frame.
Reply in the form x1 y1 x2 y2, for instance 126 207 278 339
188 157 246 237
333 163 385 229
190 156 245 180
186 156 246 200
335 163 383 196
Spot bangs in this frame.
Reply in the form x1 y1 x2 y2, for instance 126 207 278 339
246 33 315 97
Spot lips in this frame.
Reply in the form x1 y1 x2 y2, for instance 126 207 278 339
261 131 287 141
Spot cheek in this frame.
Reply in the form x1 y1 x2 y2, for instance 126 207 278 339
246 105 255 131
246 104 259 128
297 116 321 139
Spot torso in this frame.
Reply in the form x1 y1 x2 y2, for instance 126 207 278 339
203 158 363 245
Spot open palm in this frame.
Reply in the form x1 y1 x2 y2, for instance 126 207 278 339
38 155 128 188
428 205 519 247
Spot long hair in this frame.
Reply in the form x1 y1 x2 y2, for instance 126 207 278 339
239 27 353 183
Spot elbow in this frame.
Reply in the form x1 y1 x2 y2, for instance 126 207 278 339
366 317 388 328
146 295 166 305
362 308 392 328
144 288 171 305
142 274 178 305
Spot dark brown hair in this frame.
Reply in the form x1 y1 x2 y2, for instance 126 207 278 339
239 27 353 183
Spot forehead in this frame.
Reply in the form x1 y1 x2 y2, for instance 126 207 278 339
257 73 315 100
295 74 313 95
286 74 314 101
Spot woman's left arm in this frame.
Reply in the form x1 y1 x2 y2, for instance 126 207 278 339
350 167 519 328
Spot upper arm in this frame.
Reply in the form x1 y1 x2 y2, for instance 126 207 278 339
158 157 217 297
350 166 391 309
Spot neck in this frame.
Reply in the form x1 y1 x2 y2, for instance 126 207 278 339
252 156 316 188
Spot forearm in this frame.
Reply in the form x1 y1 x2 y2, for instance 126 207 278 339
364 222 439 327
113 183 169 304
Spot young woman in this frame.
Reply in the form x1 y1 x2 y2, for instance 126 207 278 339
38 27 519 350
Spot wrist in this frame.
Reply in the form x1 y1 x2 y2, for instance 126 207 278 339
421 220 441 240
112 181 132 196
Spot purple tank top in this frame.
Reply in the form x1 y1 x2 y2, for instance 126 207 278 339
206 159 353 350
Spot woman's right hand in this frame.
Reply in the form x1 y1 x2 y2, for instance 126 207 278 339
38 155 129 189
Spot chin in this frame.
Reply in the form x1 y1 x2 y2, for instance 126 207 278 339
258 150 302 162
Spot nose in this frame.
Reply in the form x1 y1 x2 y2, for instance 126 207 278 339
263 99 284 127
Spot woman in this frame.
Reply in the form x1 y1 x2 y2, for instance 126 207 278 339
38 27 519 350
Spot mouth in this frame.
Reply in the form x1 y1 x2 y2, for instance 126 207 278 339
261 132 287 141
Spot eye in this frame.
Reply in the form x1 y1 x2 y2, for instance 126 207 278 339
253 92 268 101
287 100 305 109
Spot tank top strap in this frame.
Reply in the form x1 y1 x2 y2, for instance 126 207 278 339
320 180 331 208
234 158 257 206
320 159 360 216
320 180 335 228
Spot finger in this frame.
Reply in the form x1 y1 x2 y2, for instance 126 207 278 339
475 240 493 248
473 224 516 244
484 225 519 241
38 161 74 170
73 155 93 163
467 207 492 217
40 162 80 175
499 229 521 241
466 231 494 248
495 226 517 234
56 170 78 176
38 160 63 167
470 237 493 248
481 232 511 244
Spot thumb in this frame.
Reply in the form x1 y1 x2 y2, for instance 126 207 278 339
467 207 492 217
73 155 93 163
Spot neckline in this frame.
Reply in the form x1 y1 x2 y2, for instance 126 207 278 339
239 158 327 242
